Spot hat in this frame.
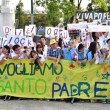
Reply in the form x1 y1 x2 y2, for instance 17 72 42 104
50 39 56 45
55 36 59 42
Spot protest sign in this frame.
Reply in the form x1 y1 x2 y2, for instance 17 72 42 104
25 26 30 36
45 27 59 38
88 25 110 32
7 35 34 47
60 30 69 40
3 26 12 36
16 29 24 36
0 59 110 99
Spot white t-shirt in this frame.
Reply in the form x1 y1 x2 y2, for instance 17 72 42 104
43 45 48 59
10 51 26 59
38 54 45 63
0 53 5 61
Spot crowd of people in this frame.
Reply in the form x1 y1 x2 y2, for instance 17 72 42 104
1 26 110 103
0 32 110 68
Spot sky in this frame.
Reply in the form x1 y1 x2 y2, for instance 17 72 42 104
0 0 90 11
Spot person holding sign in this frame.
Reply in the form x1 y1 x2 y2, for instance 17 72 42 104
76 43 88 65
47 39 63 69
10 45 27 59
40 36 48 59
2 45 10 59
63 40 75 60
0 47 5 64
87 42 98 64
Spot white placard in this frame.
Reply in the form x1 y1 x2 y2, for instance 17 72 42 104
88 25 110 32
0 37 8 47
26 37 34 47
29 25 36 36
3 26 12 36
16 29 24 36
106 20 110 26
7 35 27 46
25 26 30 36
67 22 97 31
45 27 59 38
60 30 69 40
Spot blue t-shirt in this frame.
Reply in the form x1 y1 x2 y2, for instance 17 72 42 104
77 49 88 60
87 51 93 61
63 48 74 60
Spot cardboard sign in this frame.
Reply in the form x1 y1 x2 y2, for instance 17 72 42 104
26 37 34 47
60 30 69 40
45 27 59 38
88 25 110 32
7 35 27 46
25 25 36 36
67 22 97 31
106 20 110 26
0 37 8 47
3 26 12 36
16 29 24 36
25 26 30 36
29 25 36 36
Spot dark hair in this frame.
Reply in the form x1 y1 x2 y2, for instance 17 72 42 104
40 36 46 40
107 38 110 43
30 50 37 58
88 41 97 58
58 38 62 48
92 32 96 41
12 45 20 51
30 50 40 70
4 45 10 53
78 43 84 51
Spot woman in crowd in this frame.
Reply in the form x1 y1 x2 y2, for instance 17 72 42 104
87 41 98 64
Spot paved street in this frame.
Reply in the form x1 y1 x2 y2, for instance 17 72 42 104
0 99 110 110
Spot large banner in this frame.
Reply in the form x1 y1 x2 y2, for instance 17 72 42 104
75 12 110 20
0 59 110 99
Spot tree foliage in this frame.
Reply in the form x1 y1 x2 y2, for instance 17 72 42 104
15 0 25 28
36 0 76 26
87 0 109 12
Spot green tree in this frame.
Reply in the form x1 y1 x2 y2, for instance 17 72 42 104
60 0 75 23
34 14 50 26
87 0 108 12
15 0 25 28
36 0 76 25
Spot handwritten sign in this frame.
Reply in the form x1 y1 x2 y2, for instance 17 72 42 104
16 29 24 36
7 35 34 47
0 59 109 99
88 25 110 32
60 30 69 40
3 26 12 36
45 27 59 38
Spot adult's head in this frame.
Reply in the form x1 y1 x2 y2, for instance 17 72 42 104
40 36 46 46
78 43 84 53
50 39 57 49
12 45 20 54
68 40 75 50
88 41 97 58
92 32 99 41
36 41 43 54
3 45 10 54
